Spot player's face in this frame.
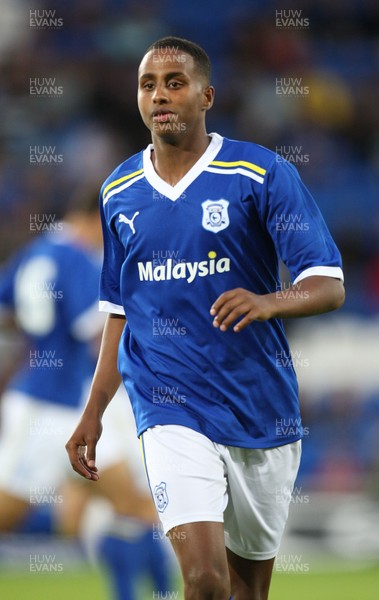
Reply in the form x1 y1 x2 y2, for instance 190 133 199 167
137 49 214 141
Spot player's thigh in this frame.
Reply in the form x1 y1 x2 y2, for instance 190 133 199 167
169 521 230 594
227 547 275 600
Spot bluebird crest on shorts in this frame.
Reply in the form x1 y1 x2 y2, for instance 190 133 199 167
154 482 168 512
201 199 230 233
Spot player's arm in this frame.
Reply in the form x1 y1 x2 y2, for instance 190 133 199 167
210 275 345 332
65 313 126 480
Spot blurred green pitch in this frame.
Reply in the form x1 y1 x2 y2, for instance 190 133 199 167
0 565 378 600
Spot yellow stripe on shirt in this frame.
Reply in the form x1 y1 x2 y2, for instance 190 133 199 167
209 160 266 176
103 168 144 200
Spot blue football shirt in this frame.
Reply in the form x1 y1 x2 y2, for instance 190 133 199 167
99 133 343 448
0 228 104 407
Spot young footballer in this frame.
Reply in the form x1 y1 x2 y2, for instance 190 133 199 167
66 37 345 600
0 189 169 600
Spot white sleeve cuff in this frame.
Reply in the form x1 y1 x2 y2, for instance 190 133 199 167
293 266 344 285
99 300 125 315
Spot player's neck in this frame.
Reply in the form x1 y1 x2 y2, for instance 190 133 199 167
150 131 211 187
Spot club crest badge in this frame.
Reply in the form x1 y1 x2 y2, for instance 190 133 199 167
201 199 230 233
154 482 168 513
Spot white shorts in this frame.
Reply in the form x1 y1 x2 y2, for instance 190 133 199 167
141 425 301 560
0 387 148 501
0 390 81 501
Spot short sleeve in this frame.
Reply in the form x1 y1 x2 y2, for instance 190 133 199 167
99 193 125 315
261 158 343 284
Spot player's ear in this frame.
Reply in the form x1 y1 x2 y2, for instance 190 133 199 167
201 85 215 111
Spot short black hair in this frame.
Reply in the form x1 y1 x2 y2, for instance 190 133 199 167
145 36 211 83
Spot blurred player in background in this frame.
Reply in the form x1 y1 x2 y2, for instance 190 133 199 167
66 37 345 600
0 187 171 600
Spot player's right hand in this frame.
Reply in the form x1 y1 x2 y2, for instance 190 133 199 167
65 416 103 481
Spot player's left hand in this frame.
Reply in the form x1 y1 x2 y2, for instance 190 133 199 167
65 414 103 481
210 288 272 332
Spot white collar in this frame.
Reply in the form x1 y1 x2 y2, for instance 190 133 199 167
143 132 223 202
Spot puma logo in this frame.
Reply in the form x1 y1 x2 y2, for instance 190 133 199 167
119 211 140 234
